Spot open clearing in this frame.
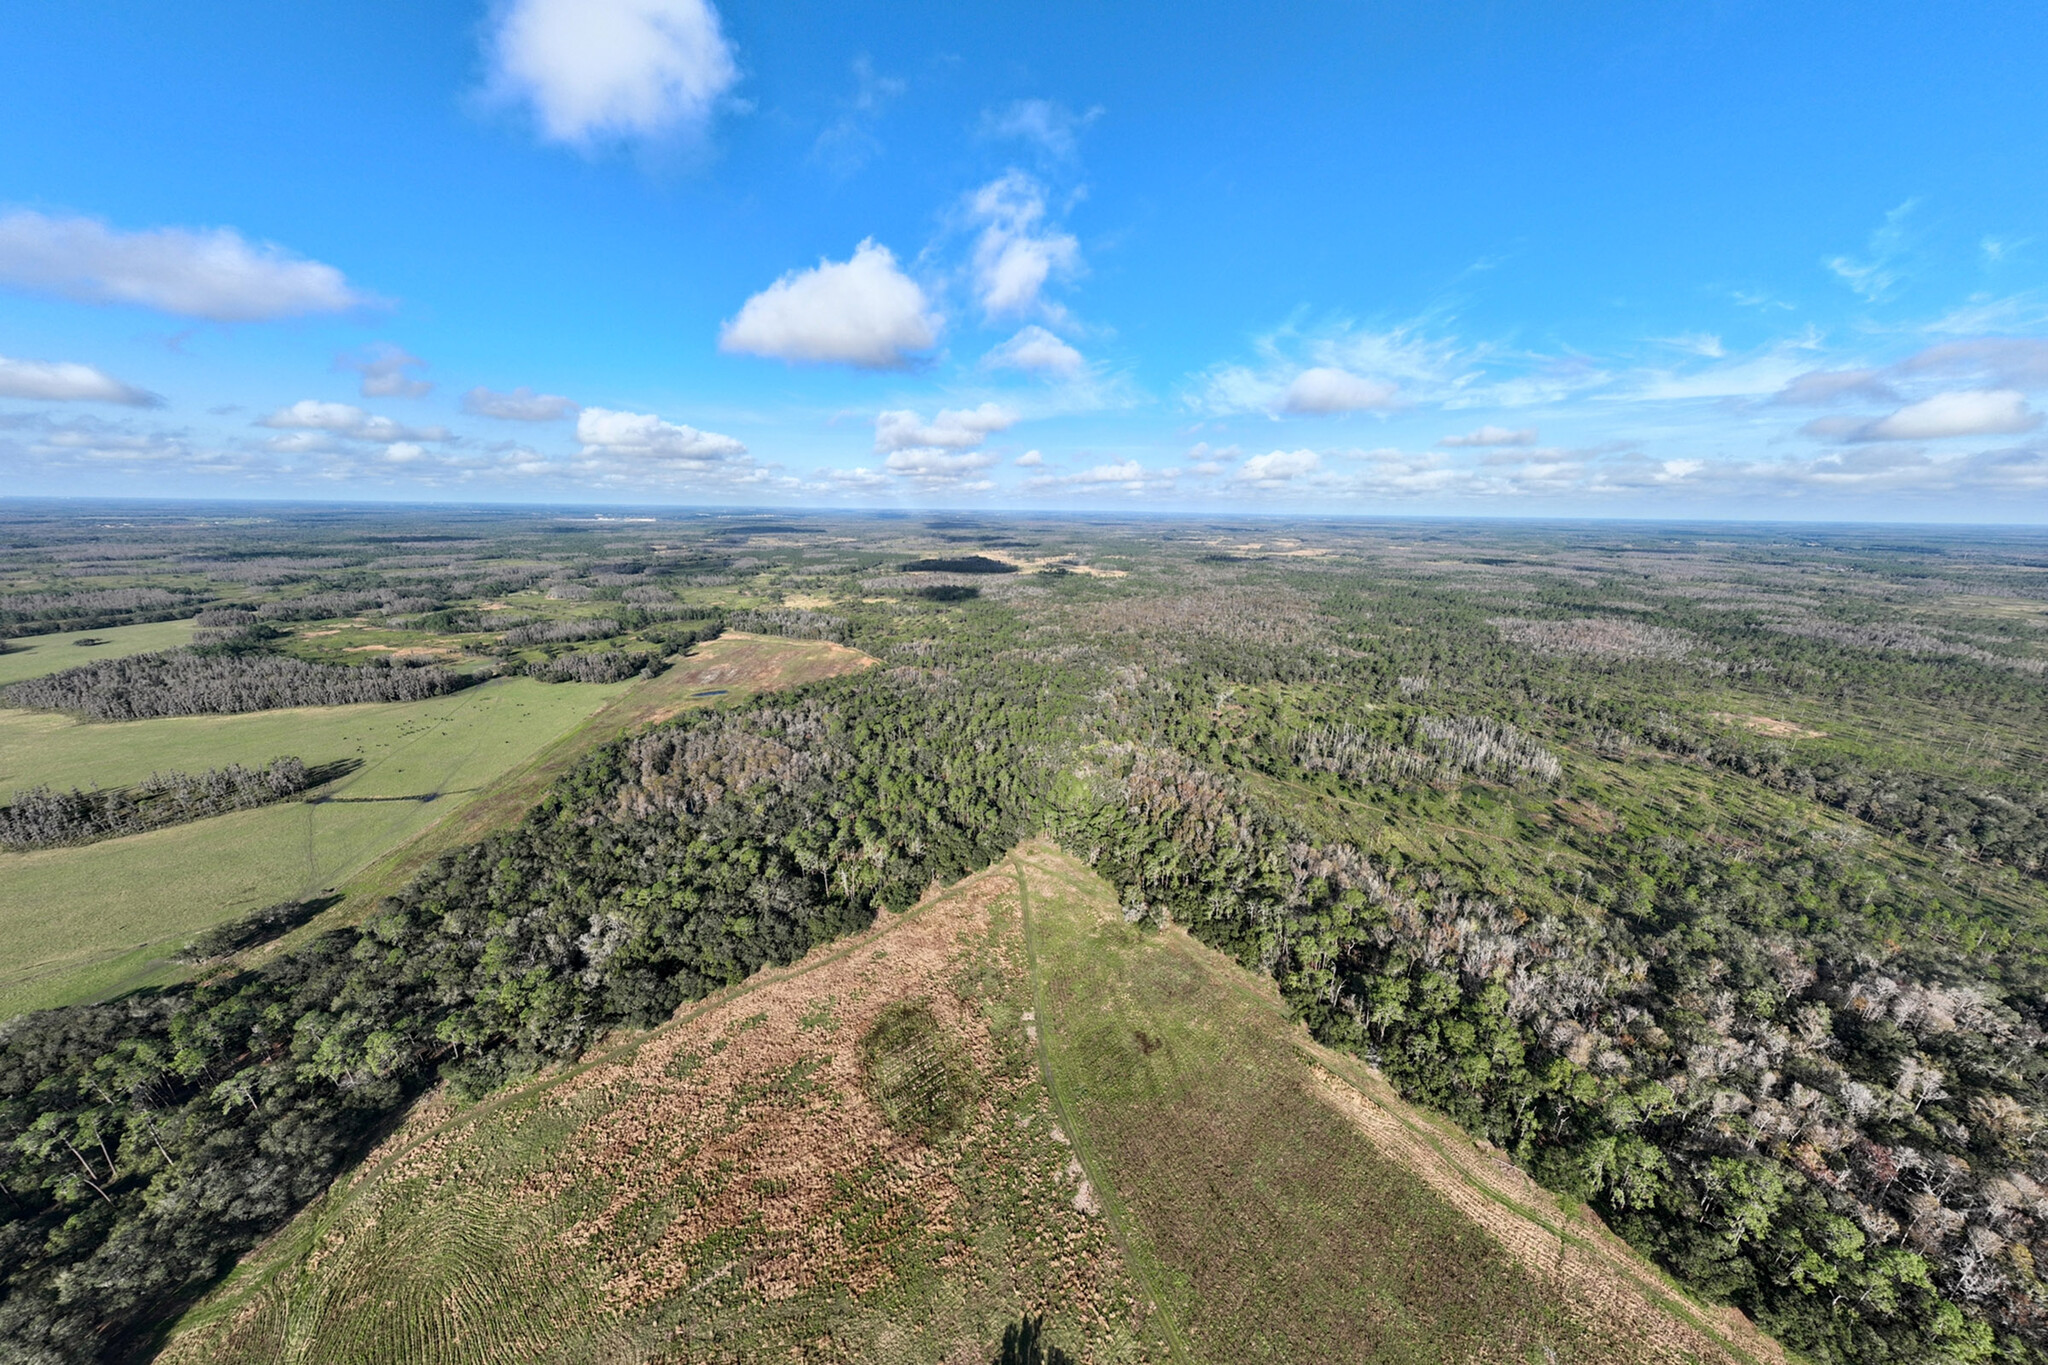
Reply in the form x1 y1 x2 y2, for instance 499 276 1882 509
0 618 196 686
165 842 1774 1365
162 856 1167 1365
0 635 874 1016
1015 842 1778 1365
0 677 631 1016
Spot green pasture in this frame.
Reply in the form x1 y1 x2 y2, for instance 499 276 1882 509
0 676 630 1015
0 618 196 685
1017 844 1630 1365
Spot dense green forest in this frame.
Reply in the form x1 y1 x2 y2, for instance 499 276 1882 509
3 504 2048 1362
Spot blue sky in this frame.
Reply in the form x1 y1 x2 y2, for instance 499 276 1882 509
3 0 2047 519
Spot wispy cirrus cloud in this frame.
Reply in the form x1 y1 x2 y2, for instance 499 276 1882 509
810 56 904 177
1189 320 1471 416
979 99 1101 164
1825 198 1919 302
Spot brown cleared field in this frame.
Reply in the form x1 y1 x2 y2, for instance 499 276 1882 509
162 857 1167 1365
165 842 1782 1365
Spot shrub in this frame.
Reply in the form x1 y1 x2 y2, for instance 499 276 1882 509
859 999 979 1140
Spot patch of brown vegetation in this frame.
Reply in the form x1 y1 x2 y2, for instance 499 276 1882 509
1709 711 1827 740
1553 797 1620 833
520 875 1014 1311
165 859 1159 1365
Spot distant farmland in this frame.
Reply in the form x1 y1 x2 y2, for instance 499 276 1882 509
0 635 874 1016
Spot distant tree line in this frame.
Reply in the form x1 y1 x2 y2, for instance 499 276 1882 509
3 651 468 720
0 588 195 639
522 649 666 684
0 759 312 851
501 617 620 647
727 608 849 642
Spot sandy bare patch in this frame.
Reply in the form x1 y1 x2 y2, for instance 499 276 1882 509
1709 712 1827 739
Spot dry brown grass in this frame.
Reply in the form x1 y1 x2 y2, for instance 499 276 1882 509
163 857 1163 1365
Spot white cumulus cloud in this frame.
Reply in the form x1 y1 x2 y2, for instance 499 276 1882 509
1805 390 2042 443
463 385 579 421
0 210 368 321
258 400 449 444
1278 367 1397 415
983 325 1085 378
1239 448 1322 482
873 402 1016 453
1439 424 1538 448
968 171 1080 321
0 355 158 406
720 240 938 368
577 407 746 463
488 0 739 146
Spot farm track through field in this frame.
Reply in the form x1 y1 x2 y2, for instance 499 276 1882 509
1304 1059 1785 1365
1012 854 1196 1365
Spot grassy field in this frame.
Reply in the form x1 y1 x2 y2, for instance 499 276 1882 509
161 843 1781 1365
1012 842 1782 1365
0 635 875 1016
0 676 632 1016
0 618 195 685
160 857 1168 1365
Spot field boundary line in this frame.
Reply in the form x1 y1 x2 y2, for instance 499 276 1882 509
1011 853 1195 1365
1305 1046 1780 1365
